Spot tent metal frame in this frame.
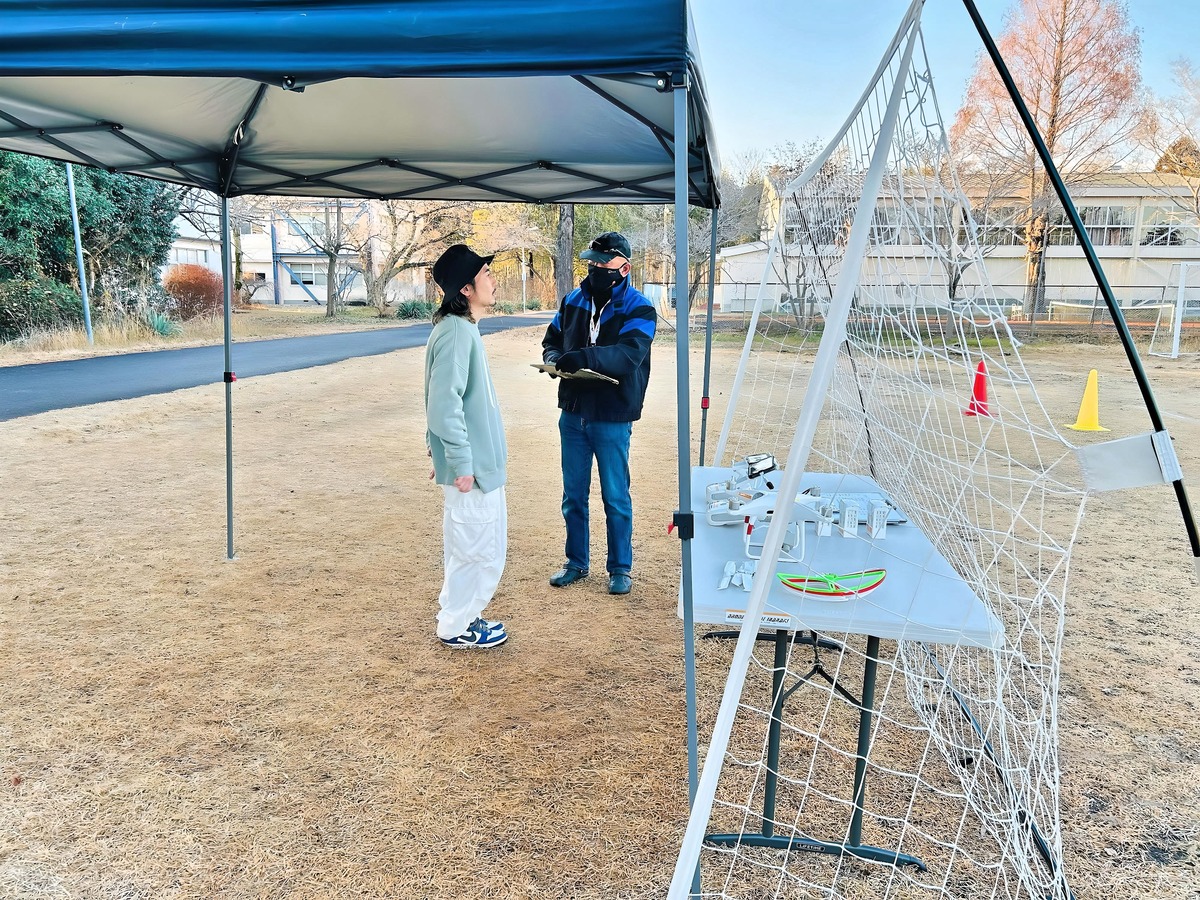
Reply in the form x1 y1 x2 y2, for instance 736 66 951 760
0 7 725 887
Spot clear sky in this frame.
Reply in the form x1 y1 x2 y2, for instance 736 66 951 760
689 0 1200 167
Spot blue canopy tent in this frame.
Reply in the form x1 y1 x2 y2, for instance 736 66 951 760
0 1 718 202
0 0 720 852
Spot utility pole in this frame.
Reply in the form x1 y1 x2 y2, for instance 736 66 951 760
521 247 527 311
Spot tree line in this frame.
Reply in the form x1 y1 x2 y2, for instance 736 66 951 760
3 0 1199 340
0 152 179 340
952 0 1198 313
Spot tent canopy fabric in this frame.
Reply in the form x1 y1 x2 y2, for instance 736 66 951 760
0 0 719 206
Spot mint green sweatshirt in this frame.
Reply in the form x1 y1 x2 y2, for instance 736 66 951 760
424 314 507 493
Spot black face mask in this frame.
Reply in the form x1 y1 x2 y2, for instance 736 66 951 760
585 264 624 294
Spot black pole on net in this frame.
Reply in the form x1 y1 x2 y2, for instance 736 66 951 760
960 0 1200 572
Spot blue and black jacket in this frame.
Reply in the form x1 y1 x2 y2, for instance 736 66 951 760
541 276 656 422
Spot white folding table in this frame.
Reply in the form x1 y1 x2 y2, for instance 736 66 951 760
681 466 1005 868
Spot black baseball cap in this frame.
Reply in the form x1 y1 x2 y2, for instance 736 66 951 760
580 231 631 264
432 244 494 299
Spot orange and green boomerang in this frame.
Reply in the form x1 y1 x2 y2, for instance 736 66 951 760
777 568 886 598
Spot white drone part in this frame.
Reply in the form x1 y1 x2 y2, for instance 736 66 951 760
718 560 736 590
814 503 834 537
743 512 804 562
705 482 783 526
867 499 889 539
792 492 829 522
705 478 737 504
708 451 779 506
742 453 777 480
732 492 778 521
705 496 753 525
705 468 780 506
838 498 861 538
738 561 757 591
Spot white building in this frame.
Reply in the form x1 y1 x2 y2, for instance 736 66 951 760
169 215 220 271
168 202 427 306
714 173 1200 318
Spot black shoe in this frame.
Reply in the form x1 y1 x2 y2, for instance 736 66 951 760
550 565 588 587
608 573 632 595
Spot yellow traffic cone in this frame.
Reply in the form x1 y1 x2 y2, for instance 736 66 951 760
1066 369 1109 432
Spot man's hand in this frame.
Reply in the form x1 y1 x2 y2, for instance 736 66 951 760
454 475 475 493
556 350 586 374
428 446 434 481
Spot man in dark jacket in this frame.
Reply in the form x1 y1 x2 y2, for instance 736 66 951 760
541 231 656 595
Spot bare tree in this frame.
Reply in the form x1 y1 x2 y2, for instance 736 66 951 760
349 200 470 317
898 138 1014 305
1138 60 1200 226
683 167 775 314
265 199 365 317
951 0 1142 314
764 141 822 312
554 204 575 304
319 200 352 317
469 202 553 307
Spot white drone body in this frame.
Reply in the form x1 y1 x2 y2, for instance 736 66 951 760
734 490 829 562
704 453 781 526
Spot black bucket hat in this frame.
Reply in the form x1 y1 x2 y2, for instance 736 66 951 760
432 244 494 299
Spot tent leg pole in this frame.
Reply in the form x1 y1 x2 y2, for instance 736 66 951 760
65 163 94 345
698 211 719 466
672 74 701 898
220 196 236 561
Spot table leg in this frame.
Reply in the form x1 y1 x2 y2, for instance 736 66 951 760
705 633 926 871
848 635 879 847
761 629 788 837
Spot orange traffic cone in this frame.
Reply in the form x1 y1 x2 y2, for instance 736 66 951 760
1066 369 1109 432
963 360 989 417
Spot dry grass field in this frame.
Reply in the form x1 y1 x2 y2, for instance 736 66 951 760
1 325 1198 898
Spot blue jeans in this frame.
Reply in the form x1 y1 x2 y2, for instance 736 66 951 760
559 411 633 576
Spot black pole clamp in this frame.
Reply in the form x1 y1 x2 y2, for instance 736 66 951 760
223 371 237 383
669 511 695 541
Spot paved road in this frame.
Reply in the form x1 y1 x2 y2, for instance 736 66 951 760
0 313 553 421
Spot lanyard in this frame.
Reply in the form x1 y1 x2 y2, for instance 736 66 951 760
589 297 610 346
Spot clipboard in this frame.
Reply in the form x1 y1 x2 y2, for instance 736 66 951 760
531 363 618 385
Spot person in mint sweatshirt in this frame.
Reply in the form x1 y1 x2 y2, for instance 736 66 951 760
425 244 509 649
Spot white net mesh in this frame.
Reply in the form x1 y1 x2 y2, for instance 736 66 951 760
673 8 1086 899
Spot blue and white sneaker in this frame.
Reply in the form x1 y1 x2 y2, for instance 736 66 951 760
471 616 505 636
440 619 508 649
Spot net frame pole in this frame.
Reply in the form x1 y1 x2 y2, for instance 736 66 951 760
960 0 1200 571
1170 262 1192 360
667 22 923 896
783 0 924 196
712 225 781 466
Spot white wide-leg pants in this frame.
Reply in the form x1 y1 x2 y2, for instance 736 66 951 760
436 484 508 639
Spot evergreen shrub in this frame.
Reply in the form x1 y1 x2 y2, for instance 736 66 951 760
0 277 84 341
395 299 435 320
